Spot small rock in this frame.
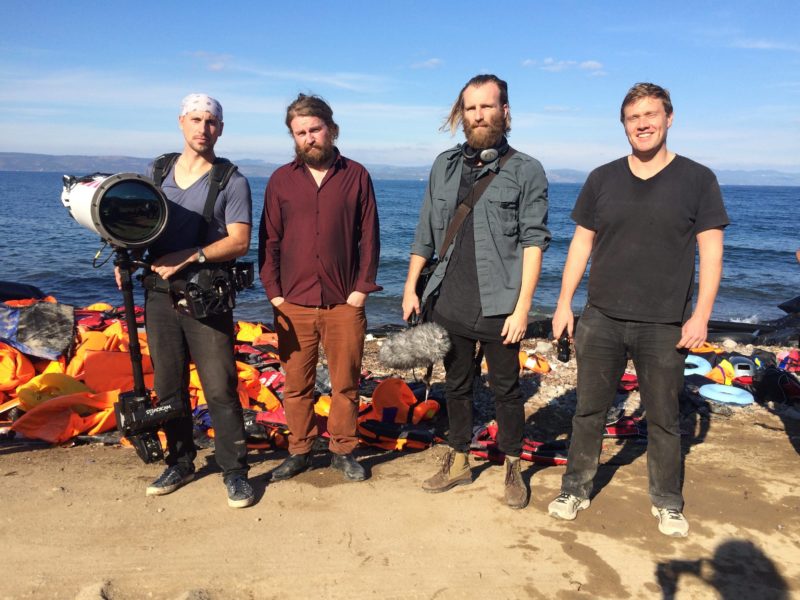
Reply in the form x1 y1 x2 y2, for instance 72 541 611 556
177 590 212 600
75 580 112 600
722 338 738 351
157 507 165 513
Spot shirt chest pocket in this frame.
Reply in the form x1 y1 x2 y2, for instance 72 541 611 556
431 197 451 229
486 187 520 235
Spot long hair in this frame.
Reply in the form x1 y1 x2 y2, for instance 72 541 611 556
285 93 340 140
620 83 673 123
442 74 511 135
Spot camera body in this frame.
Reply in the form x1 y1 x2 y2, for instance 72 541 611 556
169 261 254 320
557 333 571 363
114 390 188 463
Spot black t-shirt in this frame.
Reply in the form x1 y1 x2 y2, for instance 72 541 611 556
572 155 729 323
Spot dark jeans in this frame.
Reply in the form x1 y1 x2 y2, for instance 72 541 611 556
443 331 524 457
145 290 248 482
561 305 685 509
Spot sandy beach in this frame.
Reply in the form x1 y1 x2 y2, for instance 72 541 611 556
2 336 799 600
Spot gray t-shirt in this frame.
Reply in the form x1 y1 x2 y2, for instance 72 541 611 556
147 166 252 260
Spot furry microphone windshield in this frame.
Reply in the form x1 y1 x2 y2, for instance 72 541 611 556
378 322 452 369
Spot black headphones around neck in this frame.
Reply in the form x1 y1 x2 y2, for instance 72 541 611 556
461 138 509 164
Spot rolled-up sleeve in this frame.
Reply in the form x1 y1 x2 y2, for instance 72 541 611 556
410 170 439 260
517 159 551 251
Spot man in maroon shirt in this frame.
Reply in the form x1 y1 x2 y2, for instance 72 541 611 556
258 94 381 482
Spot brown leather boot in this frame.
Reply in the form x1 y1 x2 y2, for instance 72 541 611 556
504 456 528 509
422 447 472 493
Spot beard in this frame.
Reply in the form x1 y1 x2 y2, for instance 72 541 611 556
463 112 506 149
295 139 336 168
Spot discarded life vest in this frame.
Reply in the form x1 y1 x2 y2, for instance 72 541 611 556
11 390 118 443
357 378 440 450
604 415 647 438
362 377 440 425
0 342 35 392
618 373 639 392
358 419 437 451
470 422 569 466
16 373 92 411
518 351 550 373
0 300 74 360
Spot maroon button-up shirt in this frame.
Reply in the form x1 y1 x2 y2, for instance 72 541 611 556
258 152 382 306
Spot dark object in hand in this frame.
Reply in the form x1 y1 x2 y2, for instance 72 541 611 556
557 333 571 363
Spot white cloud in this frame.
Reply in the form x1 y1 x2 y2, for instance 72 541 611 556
229 65 388 93
541 57 576 72
579 60 604 71
731 39 800 52
186 50 234 71
410 58 443 69
522 57 605 75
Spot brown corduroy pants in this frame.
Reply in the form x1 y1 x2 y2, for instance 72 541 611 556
273 301 366 455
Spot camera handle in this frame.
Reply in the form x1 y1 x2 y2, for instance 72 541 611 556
113 249 147 397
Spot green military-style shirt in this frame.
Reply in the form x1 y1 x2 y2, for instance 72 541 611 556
411 145 551 317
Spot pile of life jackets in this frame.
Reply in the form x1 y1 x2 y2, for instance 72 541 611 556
0 298 290 448
683 342 800 407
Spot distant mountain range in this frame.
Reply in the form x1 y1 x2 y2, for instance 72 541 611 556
1 152 798 186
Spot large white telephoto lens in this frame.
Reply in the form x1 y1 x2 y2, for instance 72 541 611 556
61 173 168 249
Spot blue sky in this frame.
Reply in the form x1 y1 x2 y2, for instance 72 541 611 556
1 0 798 172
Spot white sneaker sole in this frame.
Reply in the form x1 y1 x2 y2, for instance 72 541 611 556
145 473 194 497
651 506 689 537
548 497 590 520
228 495 255 509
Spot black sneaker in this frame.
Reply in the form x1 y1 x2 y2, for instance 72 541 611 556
226 476 255 509
145 464 195 497
331 453 366 482
271 453 312 481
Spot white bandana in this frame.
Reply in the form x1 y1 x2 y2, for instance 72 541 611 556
179 93 223 121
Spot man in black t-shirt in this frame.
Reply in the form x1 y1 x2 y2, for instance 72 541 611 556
547 83 729 537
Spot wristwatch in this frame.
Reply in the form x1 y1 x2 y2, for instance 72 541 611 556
196 247 207 264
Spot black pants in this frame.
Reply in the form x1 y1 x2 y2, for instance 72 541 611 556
145 290 248 482
442 331 524 457
561 305 684 509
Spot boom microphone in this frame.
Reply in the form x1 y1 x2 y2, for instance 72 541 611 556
379 322 452 370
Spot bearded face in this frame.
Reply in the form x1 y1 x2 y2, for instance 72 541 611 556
463 110 506 149
295 137 336 168
290 115 337 169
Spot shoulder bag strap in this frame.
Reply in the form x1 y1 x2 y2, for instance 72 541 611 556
198 158 238 243
437 148 516 257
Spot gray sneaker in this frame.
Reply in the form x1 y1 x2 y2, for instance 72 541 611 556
548 492 590 520
651 506 689 537
146 465 195 497
226 476 255 509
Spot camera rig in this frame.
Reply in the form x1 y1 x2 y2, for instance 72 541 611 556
113 249 188 463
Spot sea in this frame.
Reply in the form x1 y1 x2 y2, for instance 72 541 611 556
1 171 797 329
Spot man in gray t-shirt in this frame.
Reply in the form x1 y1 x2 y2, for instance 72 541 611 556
136 94 255 508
